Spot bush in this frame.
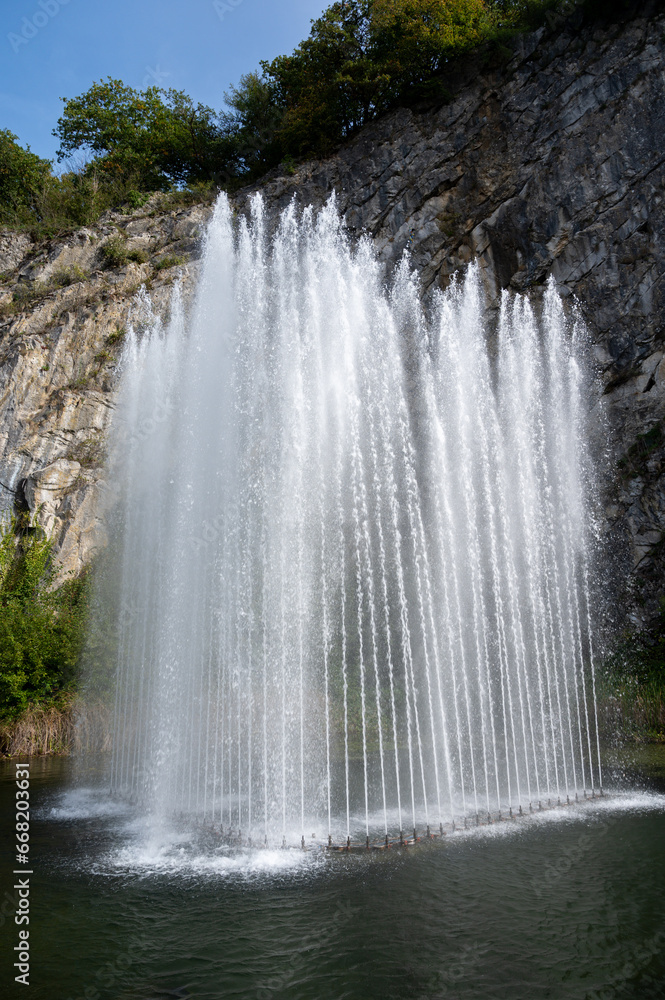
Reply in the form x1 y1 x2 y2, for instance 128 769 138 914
153 253 186 271
0 518 87 722
100 234 129 267
0 130 53 229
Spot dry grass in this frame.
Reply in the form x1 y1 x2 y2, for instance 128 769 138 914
0 698 113 757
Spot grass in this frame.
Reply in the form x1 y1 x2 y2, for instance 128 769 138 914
106 327 126 346
65 435 106 469
0 697 112 757
153 253 186 271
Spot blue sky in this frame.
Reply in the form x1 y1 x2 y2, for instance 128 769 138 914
0 0 326 165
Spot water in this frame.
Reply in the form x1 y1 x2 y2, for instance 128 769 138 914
1 754 664 1000
108 193 602 844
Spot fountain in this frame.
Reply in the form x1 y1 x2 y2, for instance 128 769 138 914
108 193 602 848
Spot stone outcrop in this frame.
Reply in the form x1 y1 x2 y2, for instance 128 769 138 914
236 4 665 628
1 6 663 626
0 198 212 580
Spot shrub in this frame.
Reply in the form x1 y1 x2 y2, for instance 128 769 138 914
600 600 665 742
101 234 128 267
51 265 89 288
106 327 126 346
0 129 52 229
153 253 186 271
126 247 149 264
0 518 87 722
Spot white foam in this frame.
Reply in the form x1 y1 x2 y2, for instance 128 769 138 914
37 786 131 821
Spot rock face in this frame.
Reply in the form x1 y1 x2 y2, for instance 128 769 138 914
0 197 212 581
236 4 665 628
1 7 663 626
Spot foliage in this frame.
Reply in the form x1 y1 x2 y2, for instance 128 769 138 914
600 600 665 741
0 518 87 722
2 0 640 236
0 130 52 229
51 264 89 287
153 253 186 271
101 234 129 267
221 72 285 178
54 78 233 190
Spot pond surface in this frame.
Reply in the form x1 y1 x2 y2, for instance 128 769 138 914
1 749 665 1000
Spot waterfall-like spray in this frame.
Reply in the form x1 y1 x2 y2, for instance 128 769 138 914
109 193 602 844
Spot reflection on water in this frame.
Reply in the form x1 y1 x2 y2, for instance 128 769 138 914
1 750 664 1000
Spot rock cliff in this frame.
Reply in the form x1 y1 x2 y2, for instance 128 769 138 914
0 199 211 580
0 5 663 627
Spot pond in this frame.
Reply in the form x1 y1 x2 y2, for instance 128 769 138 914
1 748 664 999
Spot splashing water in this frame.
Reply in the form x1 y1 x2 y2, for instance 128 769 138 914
108 193 602 845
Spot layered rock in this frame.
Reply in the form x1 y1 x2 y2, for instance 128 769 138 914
0 199 212 580
237 4 665 626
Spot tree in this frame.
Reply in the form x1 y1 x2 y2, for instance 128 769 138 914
263 0 491 158
54 78 233 189
221 72 285 178
0 130 52 227
371 0 490 82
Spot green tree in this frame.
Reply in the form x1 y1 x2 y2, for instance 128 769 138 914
221 72 285 178
263 0 493 158
54 78 232 189
263 1 382 157
0 520 87 721
371 0 490 82
0 130 53 228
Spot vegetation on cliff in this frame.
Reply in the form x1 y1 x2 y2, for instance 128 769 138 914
598 604 665 743
1 0 636 237
0 518 87 726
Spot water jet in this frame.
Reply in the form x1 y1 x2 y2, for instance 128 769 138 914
109 194 603 847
